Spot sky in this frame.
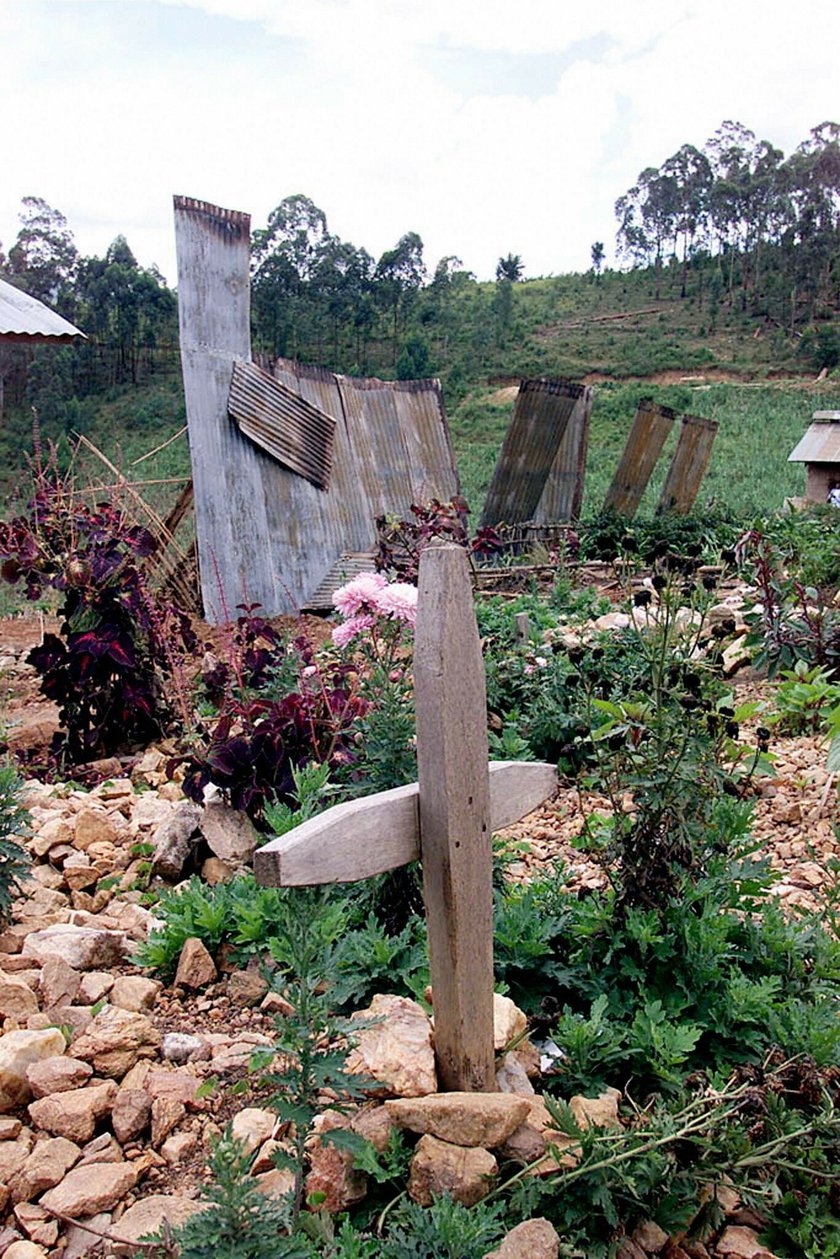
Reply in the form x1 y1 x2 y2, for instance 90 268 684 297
1 0 838 287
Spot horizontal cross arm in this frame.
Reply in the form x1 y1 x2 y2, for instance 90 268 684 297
253 760 557 887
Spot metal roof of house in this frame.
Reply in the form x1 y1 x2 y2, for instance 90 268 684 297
788 416 840 464
0 277 85 343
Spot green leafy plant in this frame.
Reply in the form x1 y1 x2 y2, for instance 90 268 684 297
331 914 428 1009
0 765 30 926
738 528 840 676
497 1058 840 1259
161 1129 308 1259
136 874 291 978
257 885 381 1225
377 1195 507 1259
572 567 769 911
769 660 840 734
264 762 335 835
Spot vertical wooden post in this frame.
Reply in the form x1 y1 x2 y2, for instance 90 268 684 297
514 612 531 645
414 541 495 1092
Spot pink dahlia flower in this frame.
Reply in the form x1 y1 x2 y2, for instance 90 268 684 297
331 613 375 648
332 572 388 618
375 581 418 626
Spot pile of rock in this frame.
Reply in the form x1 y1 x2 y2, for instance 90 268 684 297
544 581 758 678
0 760 806 1256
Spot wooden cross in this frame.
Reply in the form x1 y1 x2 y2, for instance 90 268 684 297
254 541 557 1091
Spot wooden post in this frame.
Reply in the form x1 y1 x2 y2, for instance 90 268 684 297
414 541 495 1091
514 612 530 645
254 547 559 1093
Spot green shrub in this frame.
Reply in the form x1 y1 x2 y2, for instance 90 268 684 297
161 1131 305 1259
0 766 30 926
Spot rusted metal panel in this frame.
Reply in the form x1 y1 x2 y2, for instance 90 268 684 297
228 359 335 490
306 553 378 610
657 414 718 514
391 380 460 507
175 195 285 622
261 358 372 606
480 378 584 527
533 385 593 523
175 196 459 621
0 277 85 342
788 418 840 464
603 400 676 517
339 375 459 519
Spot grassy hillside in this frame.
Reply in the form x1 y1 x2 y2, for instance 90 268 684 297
452 379 835 519
1 259 837 535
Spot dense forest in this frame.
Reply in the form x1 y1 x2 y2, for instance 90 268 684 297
0 119 838 454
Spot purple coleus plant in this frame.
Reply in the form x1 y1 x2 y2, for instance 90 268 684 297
182 652 368 824
0 468 196 766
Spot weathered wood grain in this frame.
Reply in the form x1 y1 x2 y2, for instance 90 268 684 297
657 414 718 514
415 541 495 1091
603 399 676 517
253 760 557 887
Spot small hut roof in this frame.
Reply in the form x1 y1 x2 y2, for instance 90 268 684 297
788 414 840 465
0 277 85 343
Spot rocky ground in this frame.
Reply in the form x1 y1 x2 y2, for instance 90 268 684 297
500 702 838 917
0 616 836 1259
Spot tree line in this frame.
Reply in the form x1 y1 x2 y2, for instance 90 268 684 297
1 118 838 441
615 120 840 331
0 193 525 432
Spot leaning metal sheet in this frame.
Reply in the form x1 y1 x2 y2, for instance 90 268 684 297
480 378 584 527
271 359 458 609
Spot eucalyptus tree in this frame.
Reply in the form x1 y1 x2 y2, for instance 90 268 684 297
661 145 712 296
8 196 78 306
705 121 785 302
616 166 680 297
251 195 331 360
73 237 176 387
782 122 840 323
312 235 374 364
375 231 426 361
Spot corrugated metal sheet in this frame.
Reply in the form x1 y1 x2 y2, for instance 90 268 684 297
0 277 85 342
269 360 459 608
228 359 335 490
788 421 840 464
175 195 461 621
603 400 676 516
176 195 281 623
480 378 584 527
307 553 378 610
532 385 593 523
657 414 718 514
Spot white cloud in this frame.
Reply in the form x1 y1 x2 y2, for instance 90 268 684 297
1 0 837 285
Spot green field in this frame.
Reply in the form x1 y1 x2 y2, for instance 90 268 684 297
2 258 838 534
451 378 835 520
